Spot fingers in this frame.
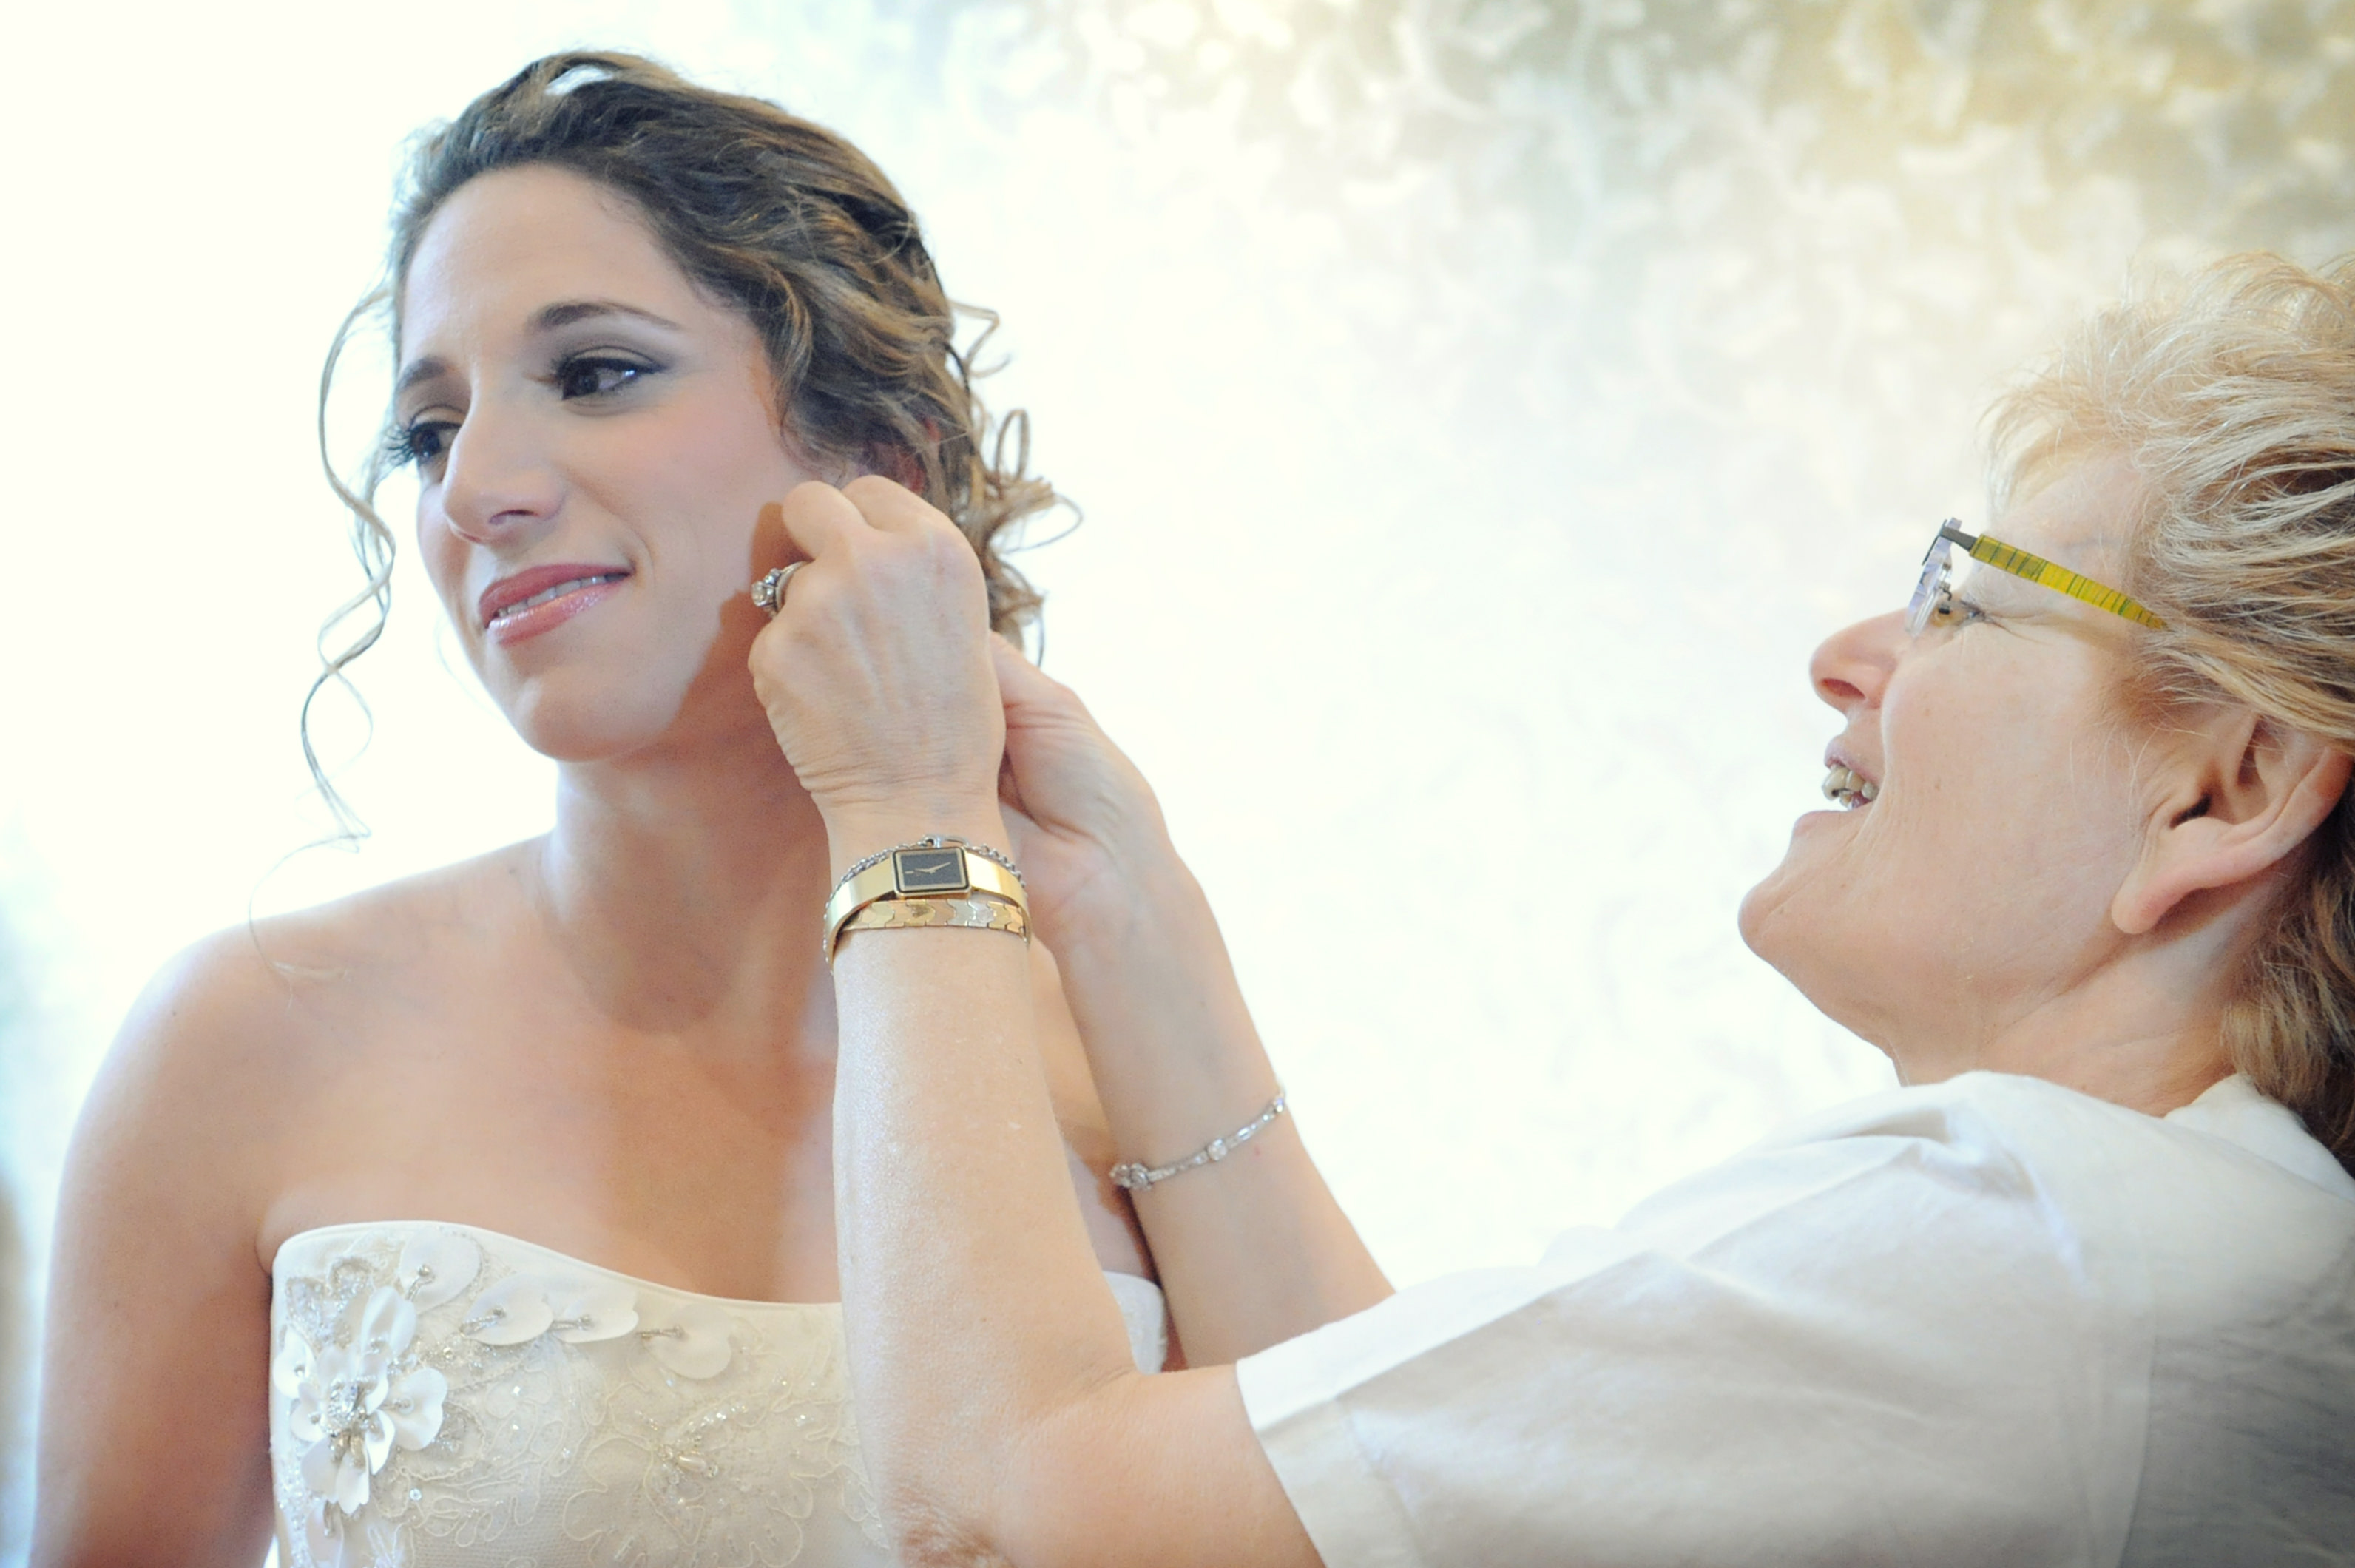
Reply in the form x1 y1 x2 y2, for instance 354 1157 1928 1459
997 751 1033 828
991 634 1089 724
746 473 1007 829
771 479 868 566
840 473 947 538
765 476 965 594
990 631 1035 671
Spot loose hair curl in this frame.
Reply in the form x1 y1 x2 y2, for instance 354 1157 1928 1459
1989 253 2355 1172
311 52 1058 831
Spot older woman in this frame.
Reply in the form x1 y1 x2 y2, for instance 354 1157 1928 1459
754 252 2355 1565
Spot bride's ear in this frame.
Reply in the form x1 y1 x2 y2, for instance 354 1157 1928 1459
2112 709 2352 936
856 437 929 494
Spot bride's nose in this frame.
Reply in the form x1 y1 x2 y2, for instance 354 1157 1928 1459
436 405 561 545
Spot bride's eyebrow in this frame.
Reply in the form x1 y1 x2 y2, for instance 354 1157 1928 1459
395 355 450 398
393 300 687 397
530 299 683 333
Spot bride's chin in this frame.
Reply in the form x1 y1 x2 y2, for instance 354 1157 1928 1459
499 684 691 766
512 720 664 766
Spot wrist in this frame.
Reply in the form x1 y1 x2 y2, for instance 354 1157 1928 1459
1040 836 1221 1006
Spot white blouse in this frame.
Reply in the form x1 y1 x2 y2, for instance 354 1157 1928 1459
1238 1072 2355 1567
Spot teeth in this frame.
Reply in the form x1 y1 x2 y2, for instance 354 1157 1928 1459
490 573 622 625
1821 766 1880 808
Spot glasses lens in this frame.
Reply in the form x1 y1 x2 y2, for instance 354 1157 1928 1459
1906 537 1953 636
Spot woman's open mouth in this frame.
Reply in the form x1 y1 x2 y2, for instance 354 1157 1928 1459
479 564 632 645
1821 764 1879 809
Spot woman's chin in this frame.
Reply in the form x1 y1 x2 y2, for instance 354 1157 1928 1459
1736 830 1825 966
1734 871 1783 960
501 684 688 765
1746 805 1874 942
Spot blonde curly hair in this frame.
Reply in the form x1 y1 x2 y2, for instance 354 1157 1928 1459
311 52 1059 828
1989 253 2355 1172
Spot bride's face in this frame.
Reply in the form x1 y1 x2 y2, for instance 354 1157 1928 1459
395 163 819 762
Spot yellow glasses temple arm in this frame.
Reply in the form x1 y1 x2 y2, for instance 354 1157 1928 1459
1963 530 2166 631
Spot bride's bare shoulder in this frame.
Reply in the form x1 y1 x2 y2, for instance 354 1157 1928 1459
110 840 541 1075
246 839 541 982
58 842 547 1275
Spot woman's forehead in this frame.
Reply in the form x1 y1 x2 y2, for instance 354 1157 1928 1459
1993 450 2143 572
400 166 695 345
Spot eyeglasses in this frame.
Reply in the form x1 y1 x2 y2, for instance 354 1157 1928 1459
1906 518 2163 637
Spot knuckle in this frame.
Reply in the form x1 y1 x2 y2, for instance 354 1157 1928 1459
919 531 978 581
780 476 840 516
785 568 846 620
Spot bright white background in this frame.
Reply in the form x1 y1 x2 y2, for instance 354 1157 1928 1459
7 0 2355 1552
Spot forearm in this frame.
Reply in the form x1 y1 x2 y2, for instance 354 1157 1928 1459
828 813 1317 1568
759 486 1320 1564
1048 828 1391 1363
825 807 1130 1541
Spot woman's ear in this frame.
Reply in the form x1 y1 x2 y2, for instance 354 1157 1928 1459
2112 712 2352 936
859 442 927 493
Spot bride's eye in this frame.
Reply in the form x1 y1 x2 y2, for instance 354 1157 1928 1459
385 418 457 469
555 354 655 400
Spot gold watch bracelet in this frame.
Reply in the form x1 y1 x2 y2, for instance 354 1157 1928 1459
822 837 1029 964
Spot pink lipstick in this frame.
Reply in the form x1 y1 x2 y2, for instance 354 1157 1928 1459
478 563 632 646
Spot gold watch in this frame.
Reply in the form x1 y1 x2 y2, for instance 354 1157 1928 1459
822 840 1027 962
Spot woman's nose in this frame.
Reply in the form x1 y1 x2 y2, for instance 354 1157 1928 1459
436 407 561 546
1809 609 1905 717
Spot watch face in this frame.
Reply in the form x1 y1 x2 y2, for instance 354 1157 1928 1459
893 847 970 895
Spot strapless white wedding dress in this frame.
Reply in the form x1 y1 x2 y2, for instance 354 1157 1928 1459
269 1221 1169 1568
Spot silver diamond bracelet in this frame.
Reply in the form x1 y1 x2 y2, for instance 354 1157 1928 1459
1109 1089 1288 1192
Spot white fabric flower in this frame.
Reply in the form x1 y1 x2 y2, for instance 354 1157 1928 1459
461 1272 639 1346
548 1277 640 1343
396 1231 481 1309
635 1297 736 1379
274 1285 448 1518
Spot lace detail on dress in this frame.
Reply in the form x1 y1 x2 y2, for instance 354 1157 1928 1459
558 1300 879 1565
269 1223 925 1568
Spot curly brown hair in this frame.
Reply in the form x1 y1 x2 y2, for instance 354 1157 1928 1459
311 52 1060 827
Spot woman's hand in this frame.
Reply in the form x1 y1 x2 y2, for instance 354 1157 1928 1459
990 638 1184 954
747 477 1008 865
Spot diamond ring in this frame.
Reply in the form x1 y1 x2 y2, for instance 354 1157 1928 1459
750 561 808 618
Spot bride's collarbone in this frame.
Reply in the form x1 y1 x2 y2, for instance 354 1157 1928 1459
222 865 1142 1292
254 1002 1143 1300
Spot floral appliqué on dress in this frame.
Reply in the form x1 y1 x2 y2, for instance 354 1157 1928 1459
269 1224 887 1568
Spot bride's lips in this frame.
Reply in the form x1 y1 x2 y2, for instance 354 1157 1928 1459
478 563 632 646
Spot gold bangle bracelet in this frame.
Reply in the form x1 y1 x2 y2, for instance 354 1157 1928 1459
834 895 1030 958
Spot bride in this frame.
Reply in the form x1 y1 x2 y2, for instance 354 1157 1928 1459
30 53 1183 1567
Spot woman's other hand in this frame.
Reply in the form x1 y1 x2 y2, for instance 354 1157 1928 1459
992 638 1393 1365
746 477 1008 864
991 636 1180 955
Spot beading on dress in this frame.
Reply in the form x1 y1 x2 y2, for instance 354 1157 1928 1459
266 1220 1166 1568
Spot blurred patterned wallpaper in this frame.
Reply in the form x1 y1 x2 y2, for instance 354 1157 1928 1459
7 1 2355 1549
904 0 2355 506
